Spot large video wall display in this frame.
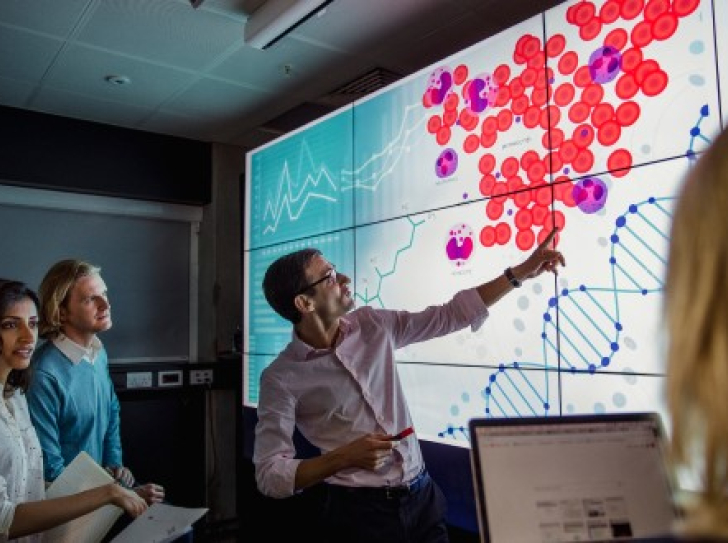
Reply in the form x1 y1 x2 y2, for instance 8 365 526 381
244 0 726 446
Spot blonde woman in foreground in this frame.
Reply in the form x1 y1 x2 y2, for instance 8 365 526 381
664 125 728 542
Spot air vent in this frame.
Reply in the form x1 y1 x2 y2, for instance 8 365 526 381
258 67 402 137
316 67 402 107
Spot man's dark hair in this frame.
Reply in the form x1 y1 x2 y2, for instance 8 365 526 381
262 248 321 324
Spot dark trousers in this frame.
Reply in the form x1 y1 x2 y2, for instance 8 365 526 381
322 471 449 543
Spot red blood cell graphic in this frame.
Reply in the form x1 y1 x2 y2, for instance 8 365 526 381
652 13 678 41
604 28 629 50
479 174 496 196
546 34 566 57
532 205 550 226
620 48 643 72
532 88 548 107
608 149 633 176
479 154 496 174
443 109 457 127
559 51 579 75
459 108 479 131
480 225 496 247
634 59 659 84
591 103 616 127
493 64 511 84
574 65 593 87
520 150 540 171
569 102 591 123
574 148 595 173
419 0 694 250
495 222 512 245
478 153 495 174
559 140 579 163
514 189 532 208
554 83 576 106
507 176 525 193
632 20 654 47
615 73 639 99
480 131 497 148
600 0 621 23
527 160 547 183
453 64 469 85
501 157 519 178
573 2 596 25
497 109 513 131
492 182 509 203
672 0 700 17
524 106 541 128
615 101 640 126
621 0 645 21
644 0 669 21
486 199 503 220
642 69 668 96
547 153 564 174
582 83 605 106
580 19 603 41
436 125 451 145
547 128 565 149
427 115 442 134
516 228 536 250
573 124 595 148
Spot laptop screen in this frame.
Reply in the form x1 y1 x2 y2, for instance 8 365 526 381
468 413 678 543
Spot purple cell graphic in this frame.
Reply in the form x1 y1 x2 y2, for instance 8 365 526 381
435 148 458 178
445 224 475 267
588 45 622 85
463 72 498 115
572 177 608 214
423 66 453 107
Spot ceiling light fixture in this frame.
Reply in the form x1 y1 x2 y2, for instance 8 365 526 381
104 75 131 86
243 0 333 50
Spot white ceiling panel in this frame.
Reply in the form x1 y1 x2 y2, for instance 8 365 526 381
76 0 243 71
41 44 199 108
0 27 64 81
0 0 561 148
0 0 92 38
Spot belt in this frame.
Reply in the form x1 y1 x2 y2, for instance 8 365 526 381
328 469 430 500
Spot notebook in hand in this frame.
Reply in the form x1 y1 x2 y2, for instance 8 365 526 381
468 412 679 543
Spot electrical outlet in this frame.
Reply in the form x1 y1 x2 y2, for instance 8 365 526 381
190 369 213 386
127 371 153 389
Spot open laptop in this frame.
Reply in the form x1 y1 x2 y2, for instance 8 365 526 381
468 413 679 543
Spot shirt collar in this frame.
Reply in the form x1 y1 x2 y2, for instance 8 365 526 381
52 333 103 365
289 316 352 360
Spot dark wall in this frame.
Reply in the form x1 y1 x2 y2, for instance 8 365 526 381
0 105 211 205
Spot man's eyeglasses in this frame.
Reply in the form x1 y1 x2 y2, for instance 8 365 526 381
294 267 337 296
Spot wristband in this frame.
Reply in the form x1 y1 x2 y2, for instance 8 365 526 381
504 267 522 288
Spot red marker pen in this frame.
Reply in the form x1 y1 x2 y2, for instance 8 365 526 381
389 426 414 441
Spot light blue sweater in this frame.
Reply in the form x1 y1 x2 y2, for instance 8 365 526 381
26 340 123 481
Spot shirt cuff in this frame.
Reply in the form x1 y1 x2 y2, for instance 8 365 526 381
0 500 17 539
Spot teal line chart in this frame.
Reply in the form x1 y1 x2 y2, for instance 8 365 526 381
353 215 425 307
260 139 341 236
437 193 675 442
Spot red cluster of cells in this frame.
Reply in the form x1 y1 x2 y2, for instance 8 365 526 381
423 0 700 251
